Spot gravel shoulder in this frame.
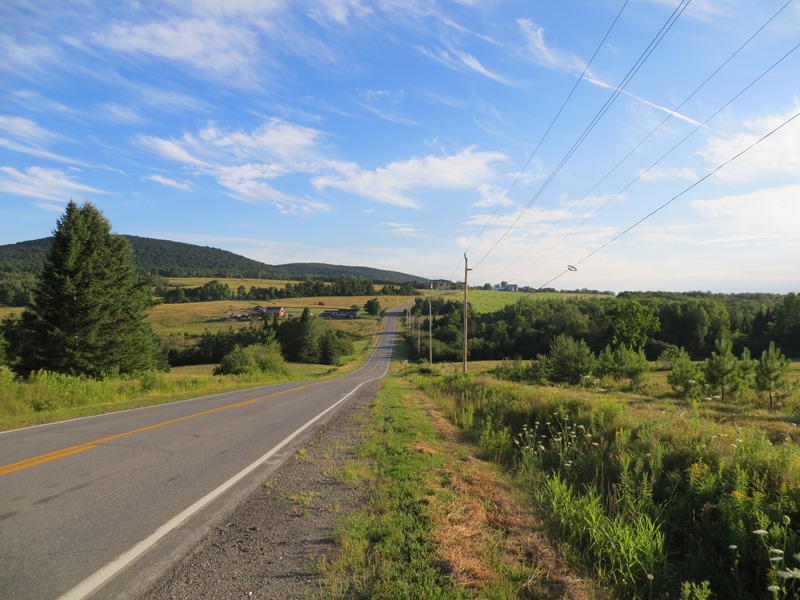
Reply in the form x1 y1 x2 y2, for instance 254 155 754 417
140 381 377 600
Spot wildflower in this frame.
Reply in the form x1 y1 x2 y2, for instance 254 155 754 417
730 491 744 499
783 515 791 526
729 545 738 551
768 585 780 592
771 556 784 563
778 568 800 579
771 548 784 555
753 529 769 536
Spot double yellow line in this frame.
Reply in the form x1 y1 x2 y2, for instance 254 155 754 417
0 382 315 477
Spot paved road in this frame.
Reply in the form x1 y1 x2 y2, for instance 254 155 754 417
0 311 401 599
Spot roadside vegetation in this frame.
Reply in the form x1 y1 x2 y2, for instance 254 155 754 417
315 375 594 600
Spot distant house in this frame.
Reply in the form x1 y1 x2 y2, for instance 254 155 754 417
320 308 358 319
492 284 518 292
260 306 287 318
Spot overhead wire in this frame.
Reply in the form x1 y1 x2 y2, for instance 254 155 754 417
494 0 795 285
472 0 693 272
448 0 632 283
518 34 800 285
534 106 800 291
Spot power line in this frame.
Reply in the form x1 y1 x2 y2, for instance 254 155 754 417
494 0 795 285
516 35 800 283
449 0 632 284
535 107 800 291
473 0 693 272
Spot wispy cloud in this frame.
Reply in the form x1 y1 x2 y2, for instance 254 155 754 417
144 174 192 191
517 18 586 75
0 166 106 202
93 18 263 88
379 221 427 237
416 45 513 85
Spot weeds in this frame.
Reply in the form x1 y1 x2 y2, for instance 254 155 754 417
414 371 800 598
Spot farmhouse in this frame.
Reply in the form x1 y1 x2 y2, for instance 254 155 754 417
258 306 287 318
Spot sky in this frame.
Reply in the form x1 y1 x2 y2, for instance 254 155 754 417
1 0 799 293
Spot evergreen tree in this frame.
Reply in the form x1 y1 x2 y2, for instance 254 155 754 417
667 348 702 399
9 201 161 378
755 341 791 409
703 338 740 402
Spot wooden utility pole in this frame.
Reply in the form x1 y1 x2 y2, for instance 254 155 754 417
463 253 471 374
428 298 433 364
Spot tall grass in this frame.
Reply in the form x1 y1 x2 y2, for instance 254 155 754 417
414 371 800 598
0 365 299 430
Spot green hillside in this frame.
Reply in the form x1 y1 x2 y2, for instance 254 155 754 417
0 235 428 306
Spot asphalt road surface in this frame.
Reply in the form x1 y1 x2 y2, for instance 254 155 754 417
0 311 401 599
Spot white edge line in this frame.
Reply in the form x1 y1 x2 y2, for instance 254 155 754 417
57 374 384 600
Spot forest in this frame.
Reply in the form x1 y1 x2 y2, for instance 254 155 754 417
407 291 800 363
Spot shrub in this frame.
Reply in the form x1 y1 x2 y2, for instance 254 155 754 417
539 334 595 385
213 342 286 376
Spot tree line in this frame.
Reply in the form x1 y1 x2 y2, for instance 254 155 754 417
407 293 800 365
155 276 419 304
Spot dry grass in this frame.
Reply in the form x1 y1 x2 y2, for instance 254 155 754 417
408 390 597 599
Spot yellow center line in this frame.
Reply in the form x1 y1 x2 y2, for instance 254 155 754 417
0 382 318 477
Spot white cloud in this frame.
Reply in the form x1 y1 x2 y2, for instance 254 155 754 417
416 45 513 85
144 174 192 191
690 184 800 240
93 19 262 87
0 115 62 144
517 18 585 74
313 147 508 208
700 104 800 183
0 33 63 77
378 221 427 237
97 103 147 124
0 166 106 202
137 134 209 166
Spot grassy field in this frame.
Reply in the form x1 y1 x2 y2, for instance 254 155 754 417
148 295 404 339
419 289 593 315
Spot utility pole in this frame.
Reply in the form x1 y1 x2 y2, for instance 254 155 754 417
428 297 433 364
463 253 471 374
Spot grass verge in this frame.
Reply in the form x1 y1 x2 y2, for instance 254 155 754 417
314 376 593 599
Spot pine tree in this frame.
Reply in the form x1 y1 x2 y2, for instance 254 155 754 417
11 201 161 378
755 341 791 409
703 338 740 402
667 347 702 399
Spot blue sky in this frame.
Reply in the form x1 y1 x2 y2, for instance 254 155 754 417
1 0 799 293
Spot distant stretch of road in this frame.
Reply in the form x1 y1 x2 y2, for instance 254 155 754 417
0 310 402 599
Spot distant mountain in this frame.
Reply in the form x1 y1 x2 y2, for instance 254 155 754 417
0 236 427 284
277 262 423 284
